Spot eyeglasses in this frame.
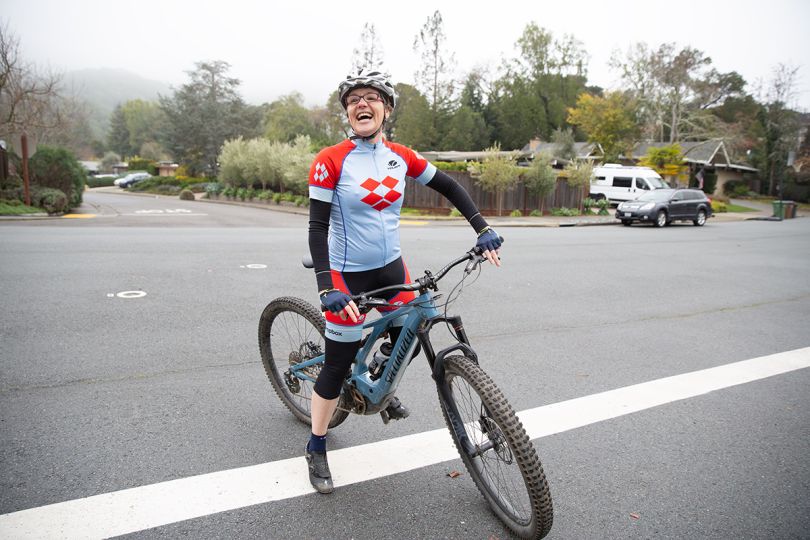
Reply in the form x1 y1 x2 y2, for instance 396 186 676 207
345 91 382 106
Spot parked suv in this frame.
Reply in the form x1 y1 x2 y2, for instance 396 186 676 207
590 164 668 204
616 188 713 227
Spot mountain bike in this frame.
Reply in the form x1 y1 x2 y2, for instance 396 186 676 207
258 246 553 539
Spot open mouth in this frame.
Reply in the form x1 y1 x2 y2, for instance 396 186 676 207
355 112 374 121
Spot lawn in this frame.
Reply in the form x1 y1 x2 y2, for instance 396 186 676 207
0 201 44 215
725 203 758 212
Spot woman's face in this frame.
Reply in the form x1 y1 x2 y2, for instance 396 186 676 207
345 87 389 139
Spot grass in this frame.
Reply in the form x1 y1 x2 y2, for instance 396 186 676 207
0 201 44 215
725 203 758 212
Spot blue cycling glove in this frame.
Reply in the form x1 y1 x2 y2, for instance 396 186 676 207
320 289 352 314
476 227 502 252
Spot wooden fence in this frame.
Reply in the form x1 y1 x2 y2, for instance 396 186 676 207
403 170 585 216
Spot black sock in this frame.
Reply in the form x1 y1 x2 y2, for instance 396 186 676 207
308 433 327 453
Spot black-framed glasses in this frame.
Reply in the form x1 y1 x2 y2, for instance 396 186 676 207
346 91 382 106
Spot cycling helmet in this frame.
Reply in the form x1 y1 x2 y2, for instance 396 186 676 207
338 70 396 110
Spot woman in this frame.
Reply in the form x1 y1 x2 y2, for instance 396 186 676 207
306 70 502 493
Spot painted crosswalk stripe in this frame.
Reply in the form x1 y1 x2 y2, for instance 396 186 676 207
1 347 808 539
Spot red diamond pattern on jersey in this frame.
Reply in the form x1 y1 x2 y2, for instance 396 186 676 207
360 176 402 211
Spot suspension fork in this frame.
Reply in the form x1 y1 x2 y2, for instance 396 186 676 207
418 315 483 457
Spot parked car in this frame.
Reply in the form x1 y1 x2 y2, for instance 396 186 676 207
616 188 713 227
115 172 151 188
590 164 668 204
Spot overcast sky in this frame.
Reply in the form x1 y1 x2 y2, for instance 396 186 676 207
4 0 810 110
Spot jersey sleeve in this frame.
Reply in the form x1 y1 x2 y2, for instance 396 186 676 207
308 149 339 203
388 142 437 185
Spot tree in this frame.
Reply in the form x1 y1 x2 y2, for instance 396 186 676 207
264 92 330 146
552 127 576 160
567 91 638 162
611 43 745 142
100 151 121 173
638 144 688 186
122 99 165 156
351 23 386 74
0 22 63 147
413 10 456 142
28 145 86 209
107 104 130 157
468 144 520 216
443 105 489 151
388 83 433 150
522 152 557 213
159 61 259 176
751 64 801 196
563 159 594 212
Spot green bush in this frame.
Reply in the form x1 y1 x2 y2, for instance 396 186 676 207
179 189 195 201
509 209 522 217
711 200 728 213
530 209 542 217
30 187 68 214
128 158 157 176
237 187 247 201
86 176 117 188
434 161 469 172
449 208 462 217
245 188 256 200
257 190 273 201
597 198 610 215
294 195 307 207
130 176 180 192
28 146 86 209
551 207 580 216
281 192 295 202
154 185 182 195
272 192 282 204
582 197 595 214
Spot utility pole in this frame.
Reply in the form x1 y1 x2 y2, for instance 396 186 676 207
21 132 31 206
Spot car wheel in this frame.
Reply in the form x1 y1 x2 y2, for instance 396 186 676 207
621 220 632 226
654 210 667 228
693 209 706 226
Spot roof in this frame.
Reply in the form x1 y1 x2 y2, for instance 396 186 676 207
630 140 757 173
520 139 603 159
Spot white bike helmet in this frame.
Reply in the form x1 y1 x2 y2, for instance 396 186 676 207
338 70 397 110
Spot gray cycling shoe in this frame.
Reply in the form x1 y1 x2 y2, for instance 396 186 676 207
380 396 410 424
305 447 334 494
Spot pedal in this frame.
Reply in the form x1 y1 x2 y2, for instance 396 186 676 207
382 397 410 422
379 409 391 425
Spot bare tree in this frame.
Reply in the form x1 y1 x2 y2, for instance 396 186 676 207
413 11 456 128
350 23 386 75
0 21 63 146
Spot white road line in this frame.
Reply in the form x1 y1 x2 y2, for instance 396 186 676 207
1 347 808 539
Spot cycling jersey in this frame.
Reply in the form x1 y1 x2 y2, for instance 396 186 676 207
308 138 437 272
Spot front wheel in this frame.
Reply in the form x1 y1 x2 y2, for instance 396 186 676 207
258 297 349 429
654 210 667 228
437 356 553 539
621 219 632 226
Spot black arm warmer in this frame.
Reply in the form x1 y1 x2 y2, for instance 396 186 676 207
426 169 489 233
308 199 334 291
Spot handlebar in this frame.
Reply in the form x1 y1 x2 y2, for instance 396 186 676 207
345 238 503 312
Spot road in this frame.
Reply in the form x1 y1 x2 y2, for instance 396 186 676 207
1 191 809 539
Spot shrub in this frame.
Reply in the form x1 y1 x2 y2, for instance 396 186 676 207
205 182 223 198
179 189 195 201
130 176 181 192
449 208 462 217
551 207 580 216
257 190 273 201
530 209 542 217
711 200 728 213
154 185 182 195
129 157 157 176
281 191 295 202
245 188 256 201
30 187 68 214
434 161 469 172
294 195 307 207
86 176 117 188
28 146 86 209
509 209 522 217
237 187 247 201
272 192 282 204
597 198 610 215
582 197 595 214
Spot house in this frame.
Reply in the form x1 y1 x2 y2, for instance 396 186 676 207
157 161 179 177
520 139 604 167
625 140 758 195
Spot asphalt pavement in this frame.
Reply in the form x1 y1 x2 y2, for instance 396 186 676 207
1 193 809 539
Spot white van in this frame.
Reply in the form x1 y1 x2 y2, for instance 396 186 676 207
589 164 668 203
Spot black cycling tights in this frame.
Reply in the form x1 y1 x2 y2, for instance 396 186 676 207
313 326 405 400
313 257 410 400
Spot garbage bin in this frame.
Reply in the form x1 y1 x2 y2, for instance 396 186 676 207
772 200 796 218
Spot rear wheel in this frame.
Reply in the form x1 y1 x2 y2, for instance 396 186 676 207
437 356 553 539
654 210 667 228
693 209 707 226
621 220 632 226
258 297 349 428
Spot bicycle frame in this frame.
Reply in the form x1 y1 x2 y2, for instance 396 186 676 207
288 288 477 407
